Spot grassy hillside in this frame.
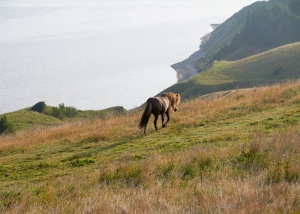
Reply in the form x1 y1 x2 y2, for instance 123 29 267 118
195 1 265 71
2 81 300 213
195 0 300 72
3 108 63 131
0 105 126 132
163 41 300 100
201 1 262 57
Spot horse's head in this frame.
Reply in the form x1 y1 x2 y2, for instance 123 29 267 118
173 93 181 112
161 92 181 112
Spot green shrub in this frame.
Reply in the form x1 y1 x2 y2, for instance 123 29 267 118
51 107 64 120
31 101 46 113
0 116 14 134
50 103 79 120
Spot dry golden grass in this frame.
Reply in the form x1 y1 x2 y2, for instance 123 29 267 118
3 131 300 213
2 80 300 213
0 112 140 151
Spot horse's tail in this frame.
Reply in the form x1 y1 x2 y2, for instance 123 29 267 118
138 102 152 131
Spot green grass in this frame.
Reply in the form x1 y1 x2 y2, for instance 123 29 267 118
2 82 300 212
3 109 62 131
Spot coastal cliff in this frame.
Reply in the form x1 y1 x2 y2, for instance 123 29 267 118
171 24 218 82
171 0 274 82
171 14 245 83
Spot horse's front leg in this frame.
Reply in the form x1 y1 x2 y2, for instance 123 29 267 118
162 111 170 128
161 114 165 128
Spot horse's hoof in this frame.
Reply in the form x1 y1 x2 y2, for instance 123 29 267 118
162 124 166 128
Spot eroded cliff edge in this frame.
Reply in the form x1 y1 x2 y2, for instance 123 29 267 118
171 24 219 82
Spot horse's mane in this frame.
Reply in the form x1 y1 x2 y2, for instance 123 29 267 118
161 92 180 106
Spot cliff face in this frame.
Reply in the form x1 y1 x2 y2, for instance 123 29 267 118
171 2 263 82
170 48 205 82
171 20 240 82
171 12 248 82
171 26 215 82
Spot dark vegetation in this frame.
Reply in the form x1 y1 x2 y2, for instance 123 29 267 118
29 101 80 120
46 103 79 120
213 1 300 61
30 101 46 113
0 116 14 134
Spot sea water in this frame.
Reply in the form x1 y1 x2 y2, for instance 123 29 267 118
0 0 257 114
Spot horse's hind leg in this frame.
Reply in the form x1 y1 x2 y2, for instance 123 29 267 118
154 115 158 131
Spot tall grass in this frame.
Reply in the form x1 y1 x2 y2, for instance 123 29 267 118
2 80 300 213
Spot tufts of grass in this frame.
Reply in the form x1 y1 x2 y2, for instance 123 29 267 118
68 158 95 167
99 162 143 186
0 191 21 210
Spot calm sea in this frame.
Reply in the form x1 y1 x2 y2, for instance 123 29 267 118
0 0 257 114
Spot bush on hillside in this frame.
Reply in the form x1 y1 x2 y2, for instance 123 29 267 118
50 103 79 120
59 103 79 118
0 116 14 134
31 101 46 113
51 107 65 120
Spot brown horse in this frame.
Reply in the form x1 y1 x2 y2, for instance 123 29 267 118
138 92 181 134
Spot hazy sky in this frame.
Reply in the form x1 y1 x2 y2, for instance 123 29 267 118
0 0 260 42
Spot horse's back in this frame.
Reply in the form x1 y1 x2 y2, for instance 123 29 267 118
146 96 169 114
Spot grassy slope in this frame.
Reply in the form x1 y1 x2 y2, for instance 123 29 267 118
1 106 126 132
164 42 300 100
2 81 300 213
3 109 63 131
